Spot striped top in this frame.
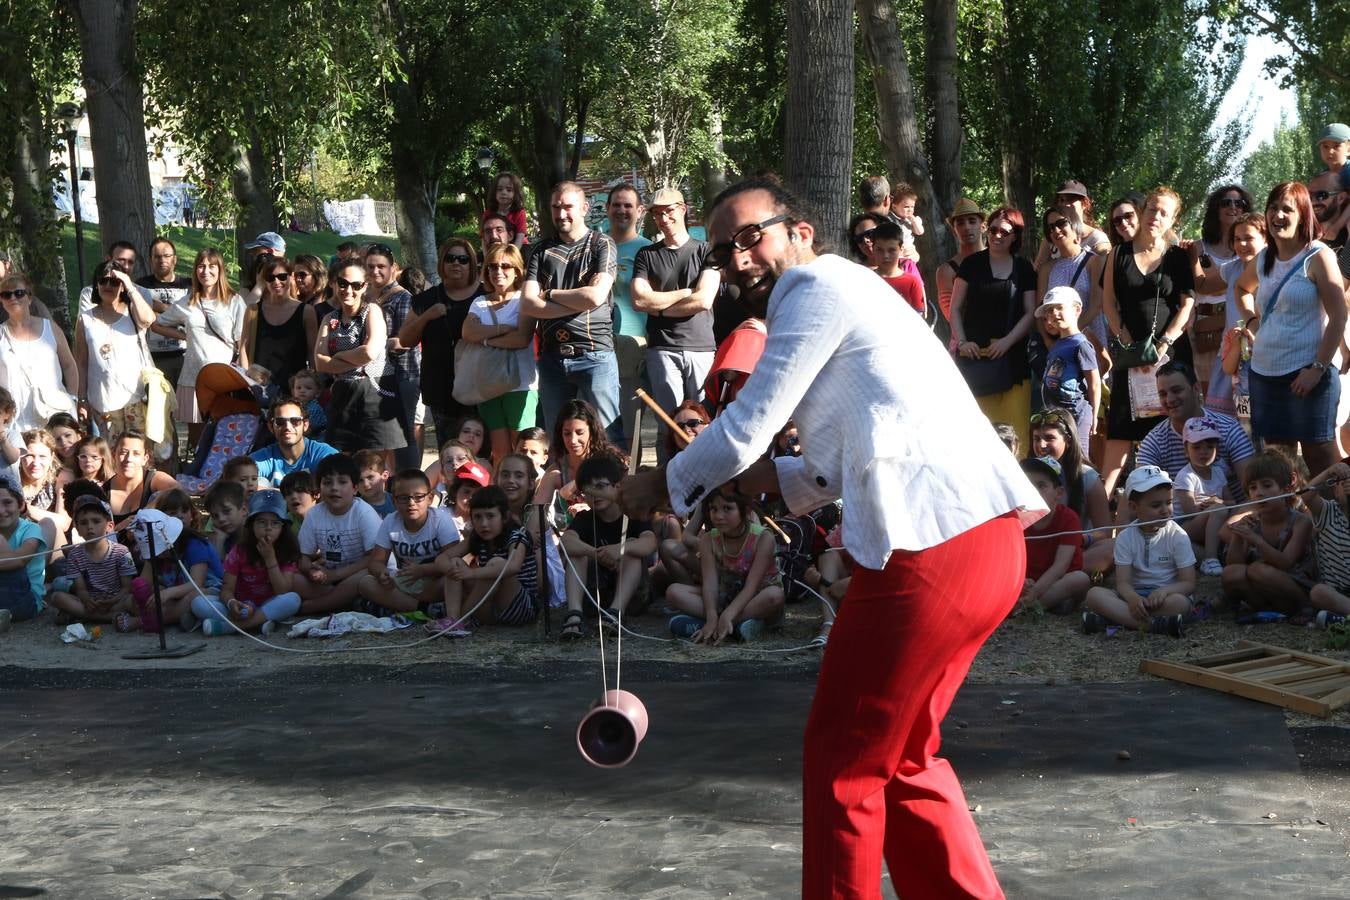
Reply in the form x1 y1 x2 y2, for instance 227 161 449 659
1137 411 1255 502
1312 500 1350 592
1251 242 1330 377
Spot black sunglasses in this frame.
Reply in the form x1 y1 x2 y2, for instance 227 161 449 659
265 272 292 282
97 276 121 287
1311 190 1341 203
271 416 306 428
1111 213 1136 227
1046 218 1071 233
1218 197 1249 210
335 277 365 292
851 227 878 246
0 289 29 300
675 418 706 429
707 215 789 270
443 253 472 265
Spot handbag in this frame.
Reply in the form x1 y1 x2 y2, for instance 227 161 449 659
1109 262 1164 369
452 301 521 405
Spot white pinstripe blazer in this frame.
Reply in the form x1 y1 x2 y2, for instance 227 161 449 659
665 254 1047 570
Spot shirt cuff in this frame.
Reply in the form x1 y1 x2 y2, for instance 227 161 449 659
774 455 835 515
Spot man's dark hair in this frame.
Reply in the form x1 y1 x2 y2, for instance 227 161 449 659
149 237 176 254
575 452 627 489
107 240 137 259
481 212 517 239
857 175 890 210
268 395 307 421
1155 360 1198 386
607 183 642 207
707 176 814 230
204 479 246 511
315 452 360 484
336 241 359 254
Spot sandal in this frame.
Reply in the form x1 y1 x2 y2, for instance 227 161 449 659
559 609 585 642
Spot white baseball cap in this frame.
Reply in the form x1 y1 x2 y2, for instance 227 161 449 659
1125 464 1171 495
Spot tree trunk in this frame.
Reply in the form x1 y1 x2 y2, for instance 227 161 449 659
229 130 277 264
784 0 854 253
923 0 961 237
4 48 71 332
699 105 729 208
856 0 946 291
68 0 156 278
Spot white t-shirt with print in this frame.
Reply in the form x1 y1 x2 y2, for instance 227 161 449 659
1114 520 1196 591
376 507 461 570
1172 461 1229 516
298 498 382 570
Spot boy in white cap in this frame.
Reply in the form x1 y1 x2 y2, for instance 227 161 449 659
1084 464 1196 636
1318 123 1350 174
1037 285 1100 442
1174 416 1231 576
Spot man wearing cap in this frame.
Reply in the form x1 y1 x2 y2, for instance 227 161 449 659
1135 360 1254 504
936 198 986 323
606 184 652 445
522 181 623 445
244 231 286 259
631 188 720 460
1318 123 1350 175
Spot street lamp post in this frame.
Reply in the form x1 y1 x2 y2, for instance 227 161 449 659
475 147 495 212
57 102 86 286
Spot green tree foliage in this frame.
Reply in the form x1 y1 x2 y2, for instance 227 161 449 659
1242 112 1318 207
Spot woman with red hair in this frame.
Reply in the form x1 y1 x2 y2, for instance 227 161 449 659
1236 182 1347 476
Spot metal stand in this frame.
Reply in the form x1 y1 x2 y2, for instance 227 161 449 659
122 526 205 660
536 503 551 637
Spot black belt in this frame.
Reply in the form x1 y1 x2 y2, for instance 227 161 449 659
1195 301 1225 317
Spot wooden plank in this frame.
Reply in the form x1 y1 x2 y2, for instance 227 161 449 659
1316 685 1350 711
1237 640 1350 671
1213 655 1293 674
1197 647 1269 666
1140 659 1333 718
1245 663 1320 681
1267 667 1343 685
1290 675 1350 697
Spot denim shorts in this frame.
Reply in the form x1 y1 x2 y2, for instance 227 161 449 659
1250 367 1340 444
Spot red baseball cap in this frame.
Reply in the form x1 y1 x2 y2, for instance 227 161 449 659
454 461 491 488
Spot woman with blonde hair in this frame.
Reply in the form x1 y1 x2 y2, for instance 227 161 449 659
0 272 79 431
461 243 539 463
160 248 245 446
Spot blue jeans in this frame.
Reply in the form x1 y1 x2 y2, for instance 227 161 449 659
192 592 301 631
0 567 41 621
538 349 624 445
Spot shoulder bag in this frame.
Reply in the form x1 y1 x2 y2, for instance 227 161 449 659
453 301 521 405
1108 256 1164 370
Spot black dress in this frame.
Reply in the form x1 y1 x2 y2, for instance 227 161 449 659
251 302 309 391
954 251 1037 394
1105 243 1195 441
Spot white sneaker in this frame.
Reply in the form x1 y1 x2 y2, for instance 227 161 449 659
261 620 278 636
1200 558 1224 577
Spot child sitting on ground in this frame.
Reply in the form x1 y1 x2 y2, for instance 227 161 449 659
194 490 303 636
1019 457 1091 615
496 453 565 610
0 389 22 486
558 453 656 640
437 486 539 635
21 428 69 556
297 453 382 614
1084 465 1195 637
288 369 327 439
665 484 784 644
353 448 395 518
870 221 926 315
205 480 247 559
1220 450 1315 617
359 469 461 616
426 439 475 496
514 427 549 478
1036 286 1100 445
448 461 491 531
48 495 135 626
1173 417 1231 577
1302 462 1350 628
279 469 317 530
142 488 224 633
0 479 47 626
220 455 261 496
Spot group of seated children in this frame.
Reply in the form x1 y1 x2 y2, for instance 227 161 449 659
0 399 808 646
1018 425 1350 637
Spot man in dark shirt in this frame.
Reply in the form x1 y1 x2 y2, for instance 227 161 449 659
134 237 190 387
399 238 485 444
522 181 622 444
1310 168 1350 280
631 188 720 459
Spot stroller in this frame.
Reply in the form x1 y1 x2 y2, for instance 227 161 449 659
176 363 268 494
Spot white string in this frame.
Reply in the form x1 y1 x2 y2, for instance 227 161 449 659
171 556 511 654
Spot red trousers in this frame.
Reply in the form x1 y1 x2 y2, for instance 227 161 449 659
802 512 1024 899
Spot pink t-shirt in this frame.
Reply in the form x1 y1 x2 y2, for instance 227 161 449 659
224 545 299 604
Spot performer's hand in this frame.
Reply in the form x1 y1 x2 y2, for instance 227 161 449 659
617 466 669 519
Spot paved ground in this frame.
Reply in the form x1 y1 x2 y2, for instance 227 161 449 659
2 668 1348 899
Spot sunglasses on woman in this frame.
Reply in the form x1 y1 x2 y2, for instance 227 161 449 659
1218 197 1249 210
97 276 121 287
1111 212 1137 227
1029 409 1071 428
1046 219 1071 233
0 289 29 300
265 272 292 282
675 418 706 429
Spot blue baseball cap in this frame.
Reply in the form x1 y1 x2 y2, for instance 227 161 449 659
246 489 289 524
1319 124 1350 144
244 231 286 253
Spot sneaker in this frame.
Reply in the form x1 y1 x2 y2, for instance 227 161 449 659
1082 610 1109 634
669 614 705 639
1200 558 1223 577
1316 610 1347 629
735 618 765 642
179 608 198 633
201 618 231 637
113 611 139 633
1150 614 1185 638
260 620 278 636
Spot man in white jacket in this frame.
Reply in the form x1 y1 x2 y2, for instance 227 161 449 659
620 178 1046 899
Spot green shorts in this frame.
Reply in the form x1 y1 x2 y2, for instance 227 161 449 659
478 389 538 432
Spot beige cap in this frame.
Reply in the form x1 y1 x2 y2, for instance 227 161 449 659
947 197 985 222
650 187 685 207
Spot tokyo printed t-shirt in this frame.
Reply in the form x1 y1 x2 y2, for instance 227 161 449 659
376 506 462 569
298 498 382 570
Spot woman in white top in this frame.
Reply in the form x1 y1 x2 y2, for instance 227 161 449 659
461 244 539 465
1236 181 1347 476
1037 205 1099 345
73 262 156 439
0 273 79 431
160 248 245 447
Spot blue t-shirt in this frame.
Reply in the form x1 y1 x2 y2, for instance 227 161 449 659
159 534 225 590
611 235 653 338
7 519 47 608
251 439 339 488
1042 333 1096 411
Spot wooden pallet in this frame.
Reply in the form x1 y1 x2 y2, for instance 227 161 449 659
1140 641 1350 718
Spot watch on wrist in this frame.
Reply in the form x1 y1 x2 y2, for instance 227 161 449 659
1309 360 1328 371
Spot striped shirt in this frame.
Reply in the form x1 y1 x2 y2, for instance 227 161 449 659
1137 411 1255 501
1312 501 1350 591
67 540 137 599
